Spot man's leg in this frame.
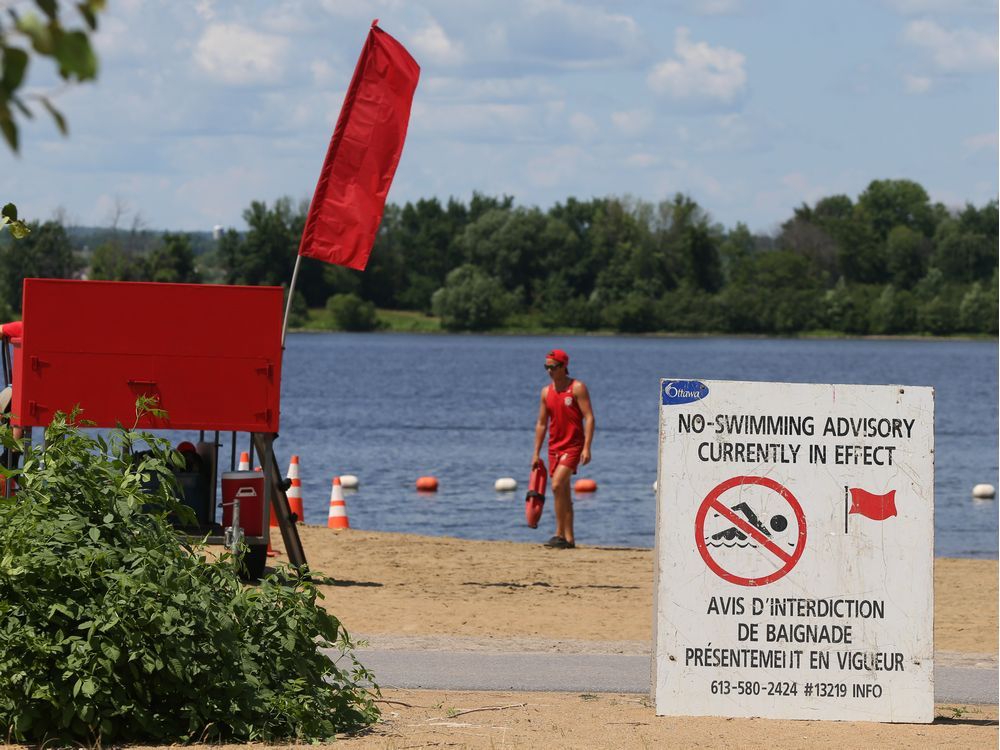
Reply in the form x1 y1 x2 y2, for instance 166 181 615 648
551 463 575 544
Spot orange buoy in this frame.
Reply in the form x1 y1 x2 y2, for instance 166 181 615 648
574 478 597 493
416 476 439 491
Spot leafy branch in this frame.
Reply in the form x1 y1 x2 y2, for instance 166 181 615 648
0 201 28 238
0 0 106 152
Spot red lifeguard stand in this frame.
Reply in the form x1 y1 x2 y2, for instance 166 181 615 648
4 278 307 578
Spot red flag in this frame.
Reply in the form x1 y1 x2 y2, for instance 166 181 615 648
848 488 897 521
298 21 420 270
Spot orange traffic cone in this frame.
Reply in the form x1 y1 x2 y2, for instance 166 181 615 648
327 477 349 529
287 454 300 481
287 476 305 524
238 451 250 471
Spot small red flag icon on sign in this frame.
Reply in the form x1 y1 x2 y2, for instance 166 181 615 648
848 488 897 521
298 20 420 271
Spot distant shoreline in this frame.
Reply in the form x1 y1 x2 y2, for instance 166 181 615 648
290 320 998 344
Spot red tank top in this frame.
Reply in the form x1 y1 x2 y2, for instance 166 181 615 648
545 379 584 452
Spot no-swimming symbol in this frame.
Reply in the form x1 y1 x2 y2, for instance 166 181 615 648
695 475 807 587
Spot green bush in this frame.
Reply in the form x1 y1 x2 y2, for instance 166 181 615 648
0 413 378 744
431 264 514 331
326 292 378 331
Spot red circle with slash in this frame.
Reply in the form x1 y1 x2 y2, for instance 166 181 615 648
695 475 807 586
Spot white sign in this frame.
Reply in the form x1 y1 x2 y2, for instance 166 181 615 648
653 380 934 723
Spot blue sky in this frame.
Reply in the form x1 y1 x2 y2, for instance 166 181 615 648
2 0 997 235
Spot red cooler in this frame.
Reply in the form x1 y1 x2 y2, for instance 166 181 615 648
221 471 265 537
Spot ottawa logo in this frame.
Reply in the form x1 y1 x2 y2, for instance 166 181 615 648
661 380 709 405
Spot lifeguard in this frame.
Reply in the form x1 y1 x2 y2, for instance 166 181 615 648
531 348 595 549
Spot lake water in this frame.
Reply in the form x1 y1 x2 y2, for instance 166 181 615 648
275 333 998 559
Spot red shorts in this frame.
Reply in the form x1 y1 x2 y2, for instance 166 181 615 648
549 447 582 477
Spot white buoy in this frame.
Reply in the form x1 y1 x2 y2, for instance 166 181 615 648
340 474 360 490
653 480 658 492
972 483 995 499
494 477 518 492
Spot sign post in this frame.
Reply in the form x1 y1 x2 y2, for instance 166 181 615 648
653 379 934 722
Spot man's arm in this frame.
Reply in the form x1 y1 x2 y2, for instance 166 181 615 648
574 380 595 465
532 386 548 467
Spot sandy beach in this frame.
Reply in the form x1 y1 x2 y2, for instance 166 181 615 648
258 526 998 748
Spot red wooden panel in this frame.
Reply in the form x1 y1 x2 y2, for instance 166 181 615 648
12 279 283 431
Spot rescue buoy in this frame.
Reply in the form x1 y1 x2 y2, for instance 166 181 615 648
972 483 996 499
525 461 547 528
416 476 439 491
574 478 597 493
341 474 360 489
495 477 517 492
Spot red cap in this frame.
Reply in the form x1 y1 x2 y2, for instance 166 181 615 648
546 349 569 365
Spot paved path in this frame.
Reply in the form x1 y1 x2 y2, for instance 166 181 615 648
342 638 998 706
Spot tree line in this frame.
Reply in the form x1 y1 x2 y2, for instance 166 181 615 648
0 178 996 336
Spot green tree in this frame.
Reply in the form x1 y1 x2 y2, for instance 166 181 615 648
218 198 301 288
719 251 821 333
885 225 929 289
718 222 756 284
326 292 378 331
855 179 937 240
917 293 959 335
603 290 658 333
458 206 565 307
777 218 838 286
0 219 79 312
147 232 200 284
869 286 917 334
930 220 997 283
958 282 996 334
821 280 880 335
395 197 468 309
89 241 148 281
656 286 723 333
431 264 514 331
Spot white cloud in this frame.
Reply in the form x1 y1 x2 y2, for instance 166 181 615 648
525 144 584 188
505 0 642 69
693 0 742 15
626 152 660 168
569 112 599 140
318 0 405 19
310 59 340 88
411 21 465 66
422 76 560 102
194 0 216 21
611 109 653 137
647 28 747 103
885 0 996 14
411 100 536 140
903 73 933 93
194 24 290 85
903 20 998 72
963 131 998 153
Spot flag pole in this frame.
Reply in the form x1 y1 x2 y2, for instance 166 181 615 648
281 254 303 348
